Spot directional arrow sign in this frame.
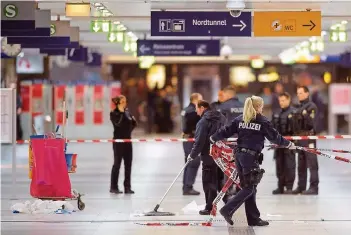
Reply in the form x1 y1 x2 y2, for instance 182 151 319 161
137 39 220 57
253 11 321 37
90 20 111 33
108 33 116 42
151 11 252 37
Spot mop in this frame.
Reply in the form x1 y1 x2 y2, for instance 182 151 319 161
142 159 192 216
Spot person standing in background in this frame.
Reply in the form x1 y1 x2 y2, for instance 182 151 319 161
291 86 319 195
210 90 225 110
110 95 137 194
181 93 203 195
10 83 23 140
271 92 296 195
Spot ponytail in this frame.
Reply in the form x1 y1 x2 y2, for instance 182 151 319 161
243 98 257 123
243 96 264 123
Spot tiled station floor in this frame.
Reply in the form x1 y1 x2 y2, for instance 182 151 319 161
1 138 351 235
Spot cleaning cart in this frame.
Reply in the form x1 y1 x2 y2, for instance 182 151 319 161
28 96 85 211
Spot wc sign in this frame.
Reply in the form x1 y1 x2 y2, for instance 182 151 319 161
330 84 351 114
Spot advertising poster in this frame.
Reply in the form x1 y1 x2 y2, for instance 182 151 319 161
20 85 31 113
31 84 43 117
110 83 121 110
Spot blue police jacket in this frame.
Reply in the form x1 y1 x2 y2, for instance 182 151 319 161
211 114 291 153
189 109 226 164
217 97 244 124
181 103 201 137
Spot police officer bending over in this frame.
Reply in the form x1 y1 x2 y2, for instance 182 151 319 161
210 96 295 226
291 86 319 195
181 93 203 195
187 100 226 215
272 92 296 195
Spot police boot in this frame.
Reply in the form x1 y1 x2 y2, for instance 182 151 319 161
291 188 304 194
219 208 234 226
124 188 135 194
183 189 200 196
199 209 211 215
301 188 318 195
272 188 284 195
248 218 269 226
110 189 123 194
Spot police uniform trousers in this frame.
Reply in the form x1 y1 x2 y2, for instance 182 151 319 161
296 140 319 190
202 162 219 211
220 152 260 223
182 142 200 191
111 142 133 190
274 148 296 190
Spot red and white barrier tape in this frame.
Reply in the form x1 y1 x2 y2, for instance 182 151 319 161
297 146 351 164
268 144 351 154
15 135 351 144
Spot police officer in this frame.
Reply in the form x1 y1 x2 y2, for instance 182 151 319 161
181 93 203 195
187 100 226 215
217 86 244 124
217 86 244 198
272 92 296 195
210 95 295 226
210 90 224 110
291 86 319 195
110 95 137 194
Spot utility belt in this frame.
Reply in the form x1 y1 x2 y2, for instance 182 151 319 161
238 148 264 165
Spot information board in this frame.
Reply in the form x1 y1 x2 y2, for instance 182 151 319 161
0 89 15 143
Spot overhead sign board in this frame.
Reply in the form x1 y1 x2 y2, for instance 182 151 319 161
137 40 220 56
2 9 51 37
1 1 36 30
7 21 71 45
253 11 321 37
151 11 251 37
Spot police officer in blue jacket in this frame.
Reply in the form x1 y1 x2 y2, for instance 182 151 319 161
181 93 203 195
217 86 244 197
217 86 244 124
210 95 295 226
187 100 226 215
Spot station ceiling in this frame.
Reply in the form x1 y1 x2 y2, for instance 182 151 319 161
26 0 351 62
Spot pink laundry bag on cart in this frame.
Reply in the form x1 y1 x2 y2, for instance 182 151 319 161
30 137 72 198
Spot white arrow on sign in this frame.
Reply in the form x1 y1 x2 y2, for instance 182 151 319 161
232 20 247 31
93 22 100 32
139 44 151 54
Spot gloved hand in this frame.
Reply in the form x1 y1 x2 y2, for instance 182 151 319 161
287 142 296 150
187 155 193 162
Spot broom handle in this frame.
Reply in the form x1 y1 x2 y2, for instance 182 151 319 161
153 159 191 212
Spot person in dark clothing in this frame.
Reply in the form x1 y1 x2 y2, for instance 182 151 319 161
210 90 224 110
181 93 203 195
291 86 319 195
110 95 137 194
210 95 295 227
187 100 226 215
217 86 244 125
271 92 296 195
217 86 244 198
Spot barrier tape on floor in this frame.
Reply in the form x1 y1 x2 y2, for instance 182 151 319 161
135 222 213 226
15 135 351 144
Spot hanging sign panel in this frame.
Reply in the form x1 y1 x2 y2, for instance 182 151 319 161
1 1 36 30
75 85 85 125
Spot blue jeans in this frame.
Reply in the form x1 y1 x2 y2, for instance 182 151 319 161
182 142 200 191
220 152 260 223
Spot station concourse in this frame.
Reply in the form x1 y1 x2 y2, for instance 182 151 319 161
1 0 351 235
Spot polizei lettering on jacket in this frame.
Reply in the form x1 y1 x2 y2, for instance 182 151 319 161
238 122 261 131
192 19 227 26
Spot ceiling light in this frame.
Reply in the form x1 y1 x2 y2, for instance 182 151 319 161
97 6 105 10
94 3 102 7
342 20 348 24
113 21 120 25
321 31 327 36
